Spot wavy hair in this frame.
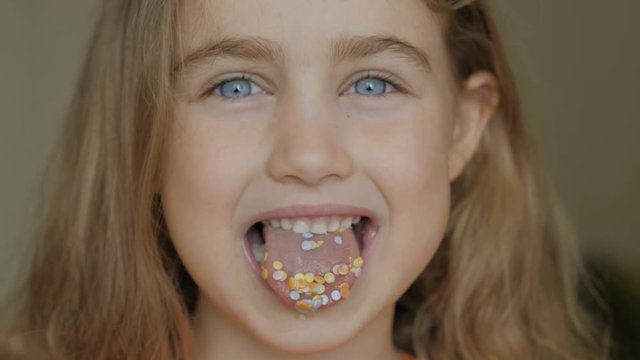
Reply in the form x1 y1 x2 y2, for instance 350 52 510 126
2 0 605 359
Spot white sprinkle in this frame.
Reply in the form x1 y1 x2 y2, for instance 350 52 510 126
321 294 329 305
302 232 314 239
289 291 300 301
331 290 342 301
315 284 325 294
301 240 315 251
334 235 343 245
313 299 322 308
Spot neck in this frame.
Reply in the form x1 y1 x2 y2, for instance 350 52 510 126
191 299 404 360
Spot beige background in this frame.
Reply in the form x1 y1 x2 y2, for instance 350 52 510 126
1 0 639 302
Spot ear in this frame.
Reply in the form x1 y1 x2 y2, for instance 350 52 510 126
447 70 500 181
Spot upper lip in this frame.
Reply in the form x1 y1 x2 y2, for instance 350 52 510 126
242 203 379 235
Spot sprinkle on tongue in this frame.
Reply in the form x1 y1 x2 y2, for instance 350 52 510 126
259 225 363 313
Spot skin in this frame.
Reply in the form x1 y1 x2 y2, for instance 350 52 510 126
161 0 499 359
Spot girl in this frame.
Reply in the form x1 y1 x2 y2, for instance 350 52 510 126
3 0 606 359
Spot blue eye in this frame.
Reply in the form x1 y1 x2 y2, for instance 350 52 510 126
354 77 389 95
217 78 254 98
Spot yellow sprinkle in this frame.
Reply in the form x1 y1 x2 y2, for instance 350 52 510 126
288 277 297 290
304 273 315 283
324 272 336 284
339 282 350 299
261 268 268 280
352 257 364 268
317 240 324 246
314 275 326 284
272 270 287 281
297 280 308 291
273 260 283 270
264 252 268 262
309 282 317 292
337 227 346 233
294 273 305 280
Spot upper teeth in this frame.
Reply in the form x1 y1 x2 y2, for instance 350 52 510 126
264 216 361 234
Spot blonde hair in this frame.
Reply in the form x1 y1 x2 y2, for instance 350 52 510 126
2 0 605 359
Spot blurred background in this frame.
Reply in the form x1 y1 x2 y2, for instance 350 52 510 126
1 0 638 357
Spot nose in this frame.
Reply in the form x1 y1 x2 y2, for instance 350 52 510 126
266 92 354 186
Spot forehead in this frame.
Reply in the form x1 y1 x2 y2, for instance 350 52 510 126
177 0 446 65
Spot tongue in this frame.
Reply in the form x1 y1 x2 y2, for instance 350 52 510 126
259 225 364 313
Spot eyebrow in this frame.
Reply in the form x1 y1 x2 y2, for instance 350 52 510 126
175 34 432 74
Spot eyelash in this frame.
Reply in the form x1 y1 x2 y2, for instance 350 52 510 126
346 71 407 96
203 71 407 100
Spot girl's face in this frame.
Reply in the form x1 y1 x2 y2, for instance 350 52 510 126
162 0 495 354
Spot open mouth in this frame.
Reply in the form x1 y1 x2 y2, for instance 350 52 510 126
243 215 378 313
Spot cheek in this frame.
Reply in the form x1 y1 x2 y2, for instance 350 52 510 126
159 114 264 303
349 102 452 297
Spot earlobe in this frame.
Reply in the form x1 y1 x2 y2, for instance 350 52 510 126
447 70 500 181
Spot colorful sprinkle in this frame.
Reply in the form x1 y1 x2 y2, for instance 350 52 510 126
272 270 287 281
289 291 300 301
301 240 315 251
332 263 349 276
352 256 364 268
324 272 336 284
337 227 346 234
334 235 343 245
303 232 314 239
261 268 268 280
304 273 315 283
288 277 297 290
273 260 283 270
331 290 342 301
321 294 329 305
295 300 312 312
339 282 350 299
294 273 305 280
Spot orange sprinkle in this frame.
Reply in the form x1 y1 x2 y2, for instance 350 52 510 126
314 275 326 284
288 277 297 290
295 301 312 312
339 282 350 299
338 264 350 276
261 268 268 280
